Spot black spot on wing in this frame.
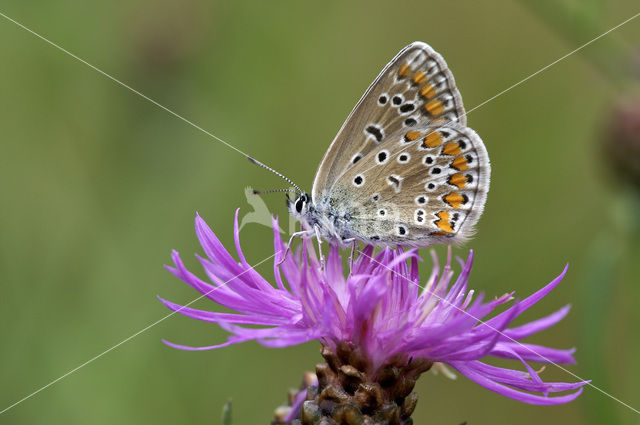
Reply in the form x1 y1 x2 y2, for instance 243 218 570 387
400 103 415 113
366 125 384 142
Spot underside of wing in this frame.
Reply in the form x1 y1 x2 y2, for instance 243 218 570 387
312 41 466 202
328 124 490 246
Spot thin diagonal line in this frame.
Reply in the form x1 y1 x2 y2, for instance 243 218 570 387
0 11 251 160
349 10 640 180
463 10 640 117
2 8 639 181
356 248 640 414
0 251 279 415
0 5 638 415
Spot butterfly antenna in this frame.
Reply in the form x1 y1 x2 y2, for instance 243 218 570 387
247 156 303 195
251 188 298 195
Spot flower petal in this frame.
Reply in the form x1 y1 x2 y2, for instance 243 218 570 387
451 361 587 405
161 214 586 406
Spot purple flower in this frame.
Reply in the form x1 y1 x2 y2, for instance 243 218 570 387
160 211 587 411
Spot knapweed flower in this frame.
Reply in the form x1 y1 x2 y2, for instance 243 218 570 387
161 211 587 424
602 97 640 187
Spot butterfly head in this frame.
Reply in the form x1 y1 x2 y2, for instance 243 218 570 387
287 192 312 222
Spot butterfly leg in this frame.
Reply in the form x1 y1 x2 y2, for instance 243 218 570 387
349 239 357 273
313 225 325 269
338 238 357 275
277 229 314 266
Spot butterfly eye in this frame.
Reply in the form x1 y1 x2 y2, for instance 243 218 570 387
295 198 305 213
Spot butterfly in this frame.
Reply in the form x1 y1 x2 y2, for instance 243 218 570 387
250 41 490 249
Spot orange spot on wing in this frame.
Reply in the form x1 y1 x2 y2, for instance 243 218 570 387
420 84 436 99
398 63 411 78
422 132 443 148
430 231 451 237
442 141 462 156
425 100 444 116
412 71 427 85
405 130 421 141
448 173 467 189
451 155 469 171
435 211 454 233
443 192 466 209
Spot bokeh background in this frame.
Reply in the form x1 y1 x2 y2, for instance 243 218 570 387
1 1 639 424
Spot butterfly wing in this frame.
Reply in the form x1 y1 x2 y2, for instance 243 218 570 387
312 41 466 202
327 124 490 246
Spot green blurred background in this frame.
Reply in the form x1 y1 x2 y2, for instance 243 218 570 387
1 1 639 424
